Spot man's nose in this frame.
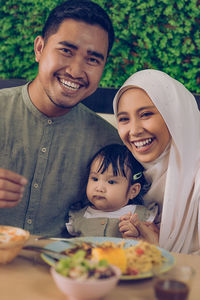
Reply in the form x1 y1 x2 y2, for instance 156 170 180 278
65 56 84 79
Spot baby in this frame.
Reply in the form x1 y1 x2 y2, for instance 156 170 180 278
66 144 158 238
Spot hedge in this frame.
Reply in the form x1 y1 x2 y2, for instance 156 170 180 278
0 0 199 93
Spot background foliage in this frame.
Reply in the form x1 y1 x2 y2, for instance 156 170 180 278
0 0 199 93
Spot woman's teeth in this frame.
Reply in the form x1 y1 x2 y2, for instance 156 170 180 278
134 138 153 148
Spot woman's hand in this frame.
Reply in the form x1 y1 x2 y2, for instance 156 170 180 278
119 212 140 238
0 168 27 208
119 212 159 245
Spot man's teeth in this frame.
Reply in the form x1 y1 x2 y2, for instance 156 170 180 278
60 79 80 90
134 138 153 148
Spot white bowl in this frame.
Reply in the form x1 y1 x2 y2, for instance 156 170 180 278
0 226 30 264
51 265 121 300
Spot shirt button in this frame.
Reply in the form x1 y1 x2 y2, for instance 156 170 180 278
48 119 52 124
41 147 46 152
34 183 38 188
27 219 32 225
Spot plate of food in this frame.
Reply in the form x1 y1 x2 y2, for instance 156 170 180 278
41 236 175 280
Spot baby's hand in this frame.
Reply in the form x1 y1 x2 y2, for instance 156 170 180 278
130 214 159 245
119 212 140 238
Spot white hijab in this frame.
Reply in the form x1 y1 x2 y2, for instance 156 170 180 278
113 69 200 254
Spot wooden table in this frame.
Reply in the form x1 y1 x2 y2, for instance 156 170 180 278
0 236 200 300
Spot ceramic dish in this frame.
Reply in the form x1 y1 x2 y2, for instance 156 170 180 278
0 225 30 264
51 264 121 300
41 236 175 280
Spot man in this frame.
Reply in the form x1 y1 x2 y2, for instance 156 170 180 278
0 0 121 236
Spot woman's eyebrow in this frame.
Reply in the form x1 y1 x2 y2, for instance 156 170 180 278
117 111 127 117
117 105 155 116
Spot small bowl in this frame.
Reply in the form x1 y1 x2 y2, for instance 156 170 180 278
0 225 30 264
51 265 121 300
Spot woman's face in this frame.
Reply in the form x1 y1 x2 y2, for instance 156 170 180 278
117 88 171 163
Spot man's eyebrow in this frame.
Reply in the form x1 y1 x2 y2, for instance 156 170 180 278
87 50 105 61
58 41 105 61
59 41 78 50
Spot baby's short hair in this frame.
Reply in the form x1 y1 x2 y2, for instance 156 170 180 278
88 144 148 191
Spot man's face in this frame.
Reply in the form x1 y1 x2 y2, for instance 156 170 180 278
31 19 109 116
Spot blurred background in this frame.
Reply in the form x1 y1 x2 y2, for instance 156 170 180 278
0 0 199 93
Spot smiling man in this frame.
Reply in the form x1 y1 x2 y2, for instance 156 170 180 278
0 0 121 237
30 18 109 116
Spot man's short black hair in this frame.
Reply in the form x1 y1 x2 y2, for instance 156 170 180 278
42 0 115 55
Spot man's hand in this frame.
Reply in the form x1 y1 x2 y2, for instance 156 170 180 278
0 168 27 208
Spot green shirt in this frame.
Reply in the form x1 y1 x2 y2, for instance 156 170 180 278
0 84 121 236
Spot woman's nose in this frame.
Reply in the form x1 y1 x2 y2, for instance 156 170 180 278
128 120 143 137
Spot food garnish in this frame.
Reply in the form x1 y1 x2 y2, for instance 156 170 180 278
55 249 115 280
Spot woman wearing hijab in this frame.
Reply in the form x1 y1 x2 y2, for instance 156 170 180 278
113 69 200 254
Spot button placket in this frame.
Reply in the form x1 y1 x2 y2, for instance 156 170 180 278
23 121 54 233
27 218 32 225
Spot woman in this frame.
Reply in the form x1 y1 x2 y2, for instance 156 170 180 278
113 69 200 254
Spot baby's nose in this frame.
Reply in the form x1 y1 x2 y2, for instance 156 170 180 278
95 182 106 192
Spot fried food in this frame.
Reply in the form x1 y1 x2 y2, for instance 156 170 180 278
92 247 127 273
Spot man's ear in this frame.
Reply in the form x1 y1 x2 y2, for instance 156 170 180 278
128 183 141 199
34 36 45 63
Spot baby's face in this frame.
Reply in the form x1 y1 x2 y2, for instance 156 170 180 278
86 158 132 212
